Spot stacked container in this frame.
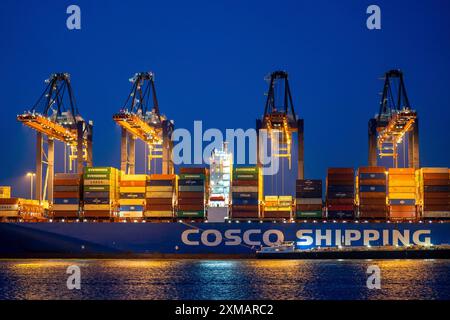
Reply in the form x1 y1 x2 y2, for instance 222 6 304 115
326 168 355 219
388 168 417 220
0 186 11 199
263 195 292 220
0 198 20 219
418 168 450 219
83 167 119 219
145 174 176 218
52 173 82 219
0 198 44 220
356 167 387 219
119 174 146 219
177 168 207 219
18 199 45 220
295 179 323 219
230 166 260 219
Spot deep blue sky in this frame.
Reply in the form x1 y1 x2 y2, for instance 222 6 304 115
1 0 449 197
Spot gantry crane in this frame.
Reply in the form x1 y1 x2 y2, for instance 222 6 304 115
17 73 93 202
113 72 174 174
256 71 304 179
368 69 419 168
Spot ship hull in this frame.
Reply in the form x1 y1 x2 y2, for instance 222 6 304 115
0 222 449 258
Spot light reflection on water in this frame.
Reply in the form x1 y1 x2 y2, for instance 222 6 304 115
0 259 449 300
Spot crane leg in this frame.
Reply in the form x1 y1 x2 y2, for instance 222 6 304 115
47 138 54 203
77 121 84 173
36 132 43 202
256 119 262 168
129 136 136 175
368 118 378 166
297 119 304 180
162 121 174 174
88 123 93 167
120 127 128 173
408 117 420 168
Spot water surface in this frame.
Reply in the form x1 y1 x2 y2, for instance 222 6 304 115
0 259 449 300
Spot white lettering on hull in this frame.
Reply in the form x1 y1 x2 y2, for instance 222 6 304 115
181 228 433 248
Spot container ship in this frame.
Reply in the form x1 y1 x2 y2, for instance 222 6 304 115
1 70 449 258
0 165 449 258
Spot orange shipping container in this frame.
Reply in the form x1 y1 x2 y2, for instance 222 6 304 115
389 168 415 175
328 168 354 174
423 173 449 180
53 179 81 186
358 166 386 173
120 181 146 187
149 174 176 180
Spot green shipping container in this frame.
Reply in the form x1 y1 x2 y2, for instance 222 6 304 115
83 173 112 180
84 167 114 174
176 211 205 218
233 173 258 180
84 185 111 192
233 167 258 174
296 211 323 218
178 186 205 192
178 173 206 180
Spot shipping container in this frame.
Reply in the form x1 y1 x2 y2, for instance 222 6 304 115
145 174 176 219
51 173 82 219
387 168 417 220
417 168 449 219
82 167 119 219
296 179 323 219
326 168 355 219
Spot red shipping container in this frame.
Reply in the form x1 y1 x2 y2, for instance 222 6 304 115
54 179 81 186
296 204 323 211
83 211 112 218
423 179 449 186
179 167 207 174
231 205 259 211
423 173 449 180
358 166 386 173
178 204 205 211
178 198 204 205
232 180 259 186
146 204 173 211
178 192 204 199
359 211 387 219
423 205 450 211
359 179 386 186
52 211 79 218
327 198 354 205
230 211 259 218
54 192 80 198
146 198 173 205
327 204 354 211
328 168 354 174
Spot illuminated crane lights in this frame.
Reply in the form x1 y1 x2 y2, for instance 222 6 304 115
17 73 93 202
368 70 419 168
113 111 163 145
259 71 300 170
17 112 78 144
114 72 174 174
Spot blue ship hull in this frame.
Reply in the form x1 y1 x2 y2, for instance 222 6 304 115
0 222 449 258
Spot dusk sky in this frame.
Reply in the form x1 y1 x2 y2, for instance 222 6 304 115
1 0 449 197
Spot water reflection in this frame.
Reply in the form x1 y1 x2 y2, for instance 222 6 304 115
0 259 448 300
